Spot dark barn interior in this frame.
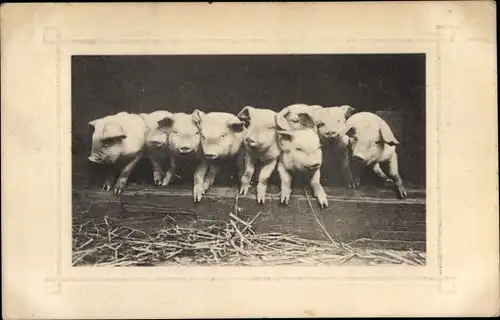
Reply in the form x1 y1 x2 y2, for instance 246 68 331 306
72 54 426 189
71 54 427 255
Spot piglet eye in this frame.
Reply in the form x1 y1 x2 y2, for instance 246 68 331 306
296 147 304 152
266 125 275 130
291 119 299 123
221 133 227 138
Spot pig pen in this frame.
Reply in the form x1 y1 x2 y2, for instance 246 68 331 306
71 54 427 267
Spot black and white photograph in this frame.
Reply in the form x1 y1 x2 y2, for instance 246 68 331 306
72 54 427 267
3 2 498 318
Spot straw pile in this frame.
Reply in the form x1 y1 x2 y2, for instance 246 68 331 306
72 210 426 267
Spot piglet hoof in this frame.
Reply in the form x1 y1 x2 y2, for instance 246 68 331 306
161 176 172 187
383 178 395 189
102 181 113 192
280 189 291 205
256 192 266 204
395 186 408 199
316 193 329 209
354 179 360 188
153 173 163 186
239 184 250 196
347 182 358 189
193 185 204 203
203 179 214 192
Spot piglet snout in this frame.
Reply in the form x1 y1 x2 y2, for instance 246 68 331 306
245 136 258 148
352 154 366 164
178 146 192 154
88 155 101 163
324 131 338 139
204 153 218 160
308 162 321 170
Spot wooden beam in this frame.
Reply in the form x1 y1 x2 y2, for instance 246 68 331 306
73 185 426 250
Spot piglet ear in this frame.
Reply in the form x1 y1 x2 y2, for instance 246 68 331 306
237 106 253 121
228 120 246 133
88 119 97 129
339 125 356 138
379 126 399 146
277 106 290 117
275 113 291 131
339 105 355 119
87 120 97 138
297 113 316 129
157 115 175 129
277 130 294 143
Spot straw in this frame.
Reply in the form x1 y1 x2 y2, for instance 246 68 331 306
72 211 426 267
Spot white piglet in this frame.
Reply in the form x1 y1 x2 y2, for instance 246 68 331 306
87 111 147 195
280 104 357 188
338 111 408 199
237 106 281 203
192 110 246 202
310 105 357 188
155 110 204 187
275 112 329 208
140 110 175 186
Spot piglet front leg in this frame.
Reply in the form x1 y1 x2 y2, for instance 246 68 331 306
384 152 407 199
113 153 144 195
150 156 165 186
256 158 278 204
277 161 292 205
309 168 328 208
341 149 357 188
102 171 116 192
203 163 219 192
239 151 255 196
162 157 176 186
372 163 394 189
193 159 209 203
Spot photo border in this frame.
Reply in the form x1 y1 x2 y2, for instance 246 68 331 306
45 24 455 295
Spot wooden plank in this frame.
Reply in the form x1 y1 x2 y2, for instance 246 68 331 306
369 230 426 242
365 219 426 232
349 239 426 251
73 186 426 250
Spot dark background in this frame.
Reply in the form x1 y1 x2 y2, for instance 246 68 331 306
72 54 426 190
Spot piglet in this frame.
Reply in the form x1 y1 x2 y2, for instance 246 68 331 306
275 112 328 208
87 111 147 195
153 110 204 187
310 105 357 187
279 104 357 188
338 111 408 199
237 106 281 203
140 110 174 186
192 110 246 202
